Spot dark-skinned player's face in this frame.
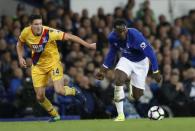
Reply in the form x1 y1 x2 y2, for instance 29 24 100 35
31 19 43 36
115 28 127 40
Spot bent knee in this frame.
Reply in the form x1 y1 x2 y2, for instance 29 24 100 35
133 89 144 100
54 86 64 94
114 71 128 86
36 94 45 102
115 78 125 86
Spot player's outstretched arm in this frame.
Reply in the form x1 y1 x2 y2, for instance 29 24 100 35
95 42 118 80
64 33 96 50
16 41 27 68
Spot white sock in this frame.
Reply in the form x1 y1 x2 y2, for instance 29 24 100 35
115 101 124 115
114 85 124 115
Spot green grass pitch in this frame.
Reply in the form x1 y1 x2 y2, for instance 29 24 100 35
0 118 195 131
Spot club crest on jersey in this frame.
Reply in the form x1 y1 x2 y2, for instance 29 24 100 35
140 42 147 49
119 47 131 54
32 44 44 53
42 37 48 43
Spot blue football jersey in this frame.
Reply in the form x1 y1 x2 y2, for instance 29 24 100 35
103 28 158 72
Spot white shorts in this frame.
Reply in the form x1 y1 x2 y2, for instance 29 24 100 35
115 57 149 89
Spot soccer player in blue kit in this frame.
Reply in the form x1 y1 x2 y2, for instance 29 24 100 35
96 19 161 121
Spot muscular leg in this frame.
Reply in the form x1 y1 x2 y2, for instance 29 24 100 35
115 69 128 86
132 86 144 100
53 78 76 96
53 78 87 112
51 62 76 96
114 69 128 121
127 82 144 101
34 87 59 117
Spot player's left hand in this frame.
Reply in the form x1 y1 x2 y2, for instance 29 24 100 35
88 43 96 50
152 71 162 83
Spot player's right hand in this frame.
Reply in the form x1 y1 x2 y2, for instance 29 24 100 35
19 57 27 68
152 71 162 83
95 71 105 80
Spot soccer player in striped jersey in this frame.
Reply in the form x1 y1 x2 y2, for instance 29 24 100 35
16 14 96 122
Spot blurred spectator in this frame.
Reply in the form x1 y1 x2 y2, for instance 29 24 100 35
114 7 124 19
8 68 23 99
136 0 155 22
125 0 135 10
190 44 195 67
158 71 191 116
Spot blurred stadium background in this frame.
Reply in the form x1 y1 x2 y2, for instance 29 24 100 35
0 0 195 122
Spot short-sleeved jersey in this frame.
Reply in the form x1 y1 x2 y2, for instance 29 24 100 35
19 26 65 69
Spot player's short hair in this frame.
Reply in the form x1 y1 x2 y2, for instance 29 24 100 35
113 19 127 31
29 14 42 23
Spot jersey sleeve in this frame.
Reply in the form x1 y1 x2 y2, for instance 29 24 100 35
142 44 159 72
133 29 159 72
49 28 65 41
18 28 27 43
103 36 118 68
